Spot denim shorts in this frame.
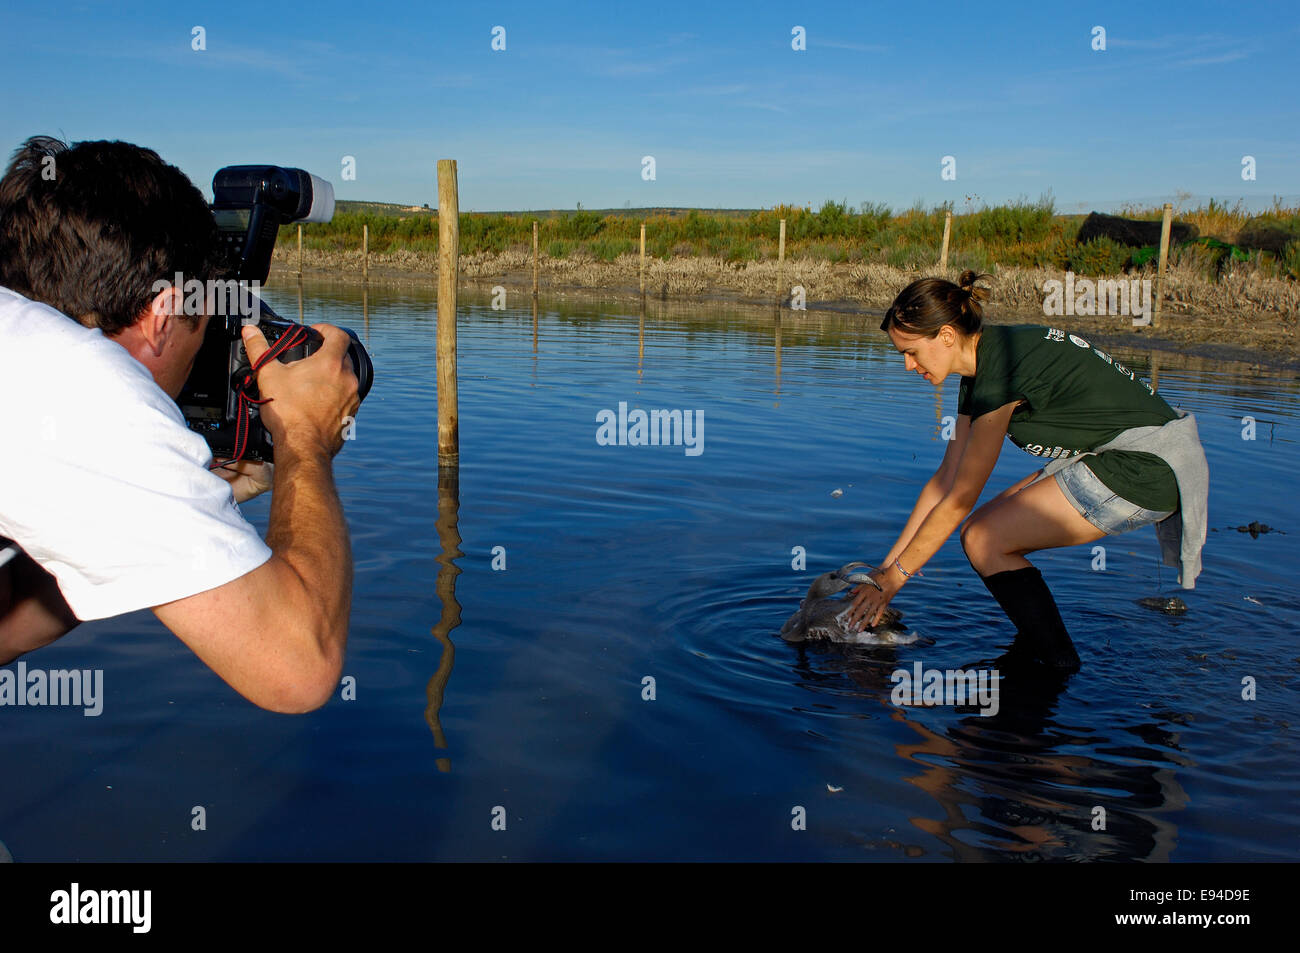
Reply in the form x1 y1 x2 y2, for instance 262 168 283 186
1053 461 1175 535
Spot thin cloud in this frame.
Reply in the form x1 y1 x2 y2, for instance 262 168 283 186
816 40 890 53
682 84 749 96
738 100 791 114
1171 51 1249 67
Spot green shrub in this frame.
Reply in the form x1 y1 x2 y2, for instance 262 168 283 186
588 238 635 261
724 239 760 262
1281 240 1300 280
1067 237 1130 275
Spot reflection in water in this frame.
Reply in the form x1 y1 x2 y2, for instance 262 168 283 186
424 467 461 773
773 309 782 402
532 295 538 354
363 283 369 346
789 643 1187 860
270 285 1299 859
638 296 645 378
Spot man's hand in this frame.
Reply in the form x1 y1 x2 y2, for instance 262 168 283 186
151 324 358 713
845 566 903 631
241 324 359 459
212 458 274 504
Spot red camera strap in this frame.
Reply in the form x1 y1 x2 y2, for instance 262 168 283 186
210 324 312 468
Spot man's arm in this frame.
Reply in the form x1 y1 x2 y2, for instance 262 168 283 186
0 545 80 664
153 324 359 714
153 441 351 713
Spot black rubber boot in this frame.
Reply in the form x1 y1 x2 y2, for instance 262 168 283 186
978 566 1081 673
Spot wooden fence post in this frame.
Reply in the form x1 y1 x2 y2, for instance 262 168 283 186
777 218 786 305
437 159 460 470
1154 203 1173 329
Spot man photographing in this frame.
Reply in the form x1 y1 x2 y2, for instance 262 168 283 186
0 136 359 713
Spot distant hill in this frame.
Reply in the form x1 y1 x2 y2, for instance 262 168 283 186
335 200 765 218
338 196 1300 218
336 200 435 216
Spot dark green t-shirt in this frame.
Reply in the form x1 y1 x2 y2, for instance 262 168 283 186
957 325 1179 511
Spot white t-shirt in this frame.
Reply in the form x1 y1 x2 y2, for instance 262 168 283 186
0 286 272 620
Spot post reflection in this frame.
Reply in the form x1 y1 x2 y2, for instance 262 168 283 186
773 308 782 403
638 295 646 378
424 466 462 773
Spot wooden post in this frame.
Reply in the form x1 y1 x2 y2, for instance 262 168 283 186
437 159 460 470
296 225 303 278
362 224 369 283
532 220 539 297
939 211 952 271
639 222 646 295
777 218 786 305
1153 203 1173 329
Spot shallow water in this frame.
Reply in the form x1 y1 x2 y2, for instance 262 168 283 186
3 283 1297 861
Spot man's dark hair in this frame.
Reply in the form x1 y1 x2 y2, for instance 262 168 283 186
0 136 223 334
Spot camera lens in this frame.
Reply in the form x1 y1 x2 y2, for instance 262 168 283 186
342 330 374 401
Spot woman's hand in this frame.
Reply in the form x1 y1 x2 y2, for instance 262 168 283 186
212 458 274 504
845 566 903 631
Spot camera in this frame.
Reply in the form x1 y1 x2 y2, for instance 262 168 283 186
177 166 374 463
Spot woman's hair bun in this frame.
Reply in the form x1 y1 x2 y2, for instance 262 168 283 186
881 271 992 337
958 270 990 307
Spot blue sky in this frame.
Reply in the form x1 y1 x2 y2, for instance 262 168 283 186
1 1 1296 213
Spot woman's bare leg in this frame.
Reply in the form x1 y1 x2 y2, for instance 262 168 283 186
961 472 1107 576
959 472 1108 671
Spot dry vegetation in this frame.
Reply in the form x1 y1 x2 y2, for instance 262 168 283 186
270 198 1300 364
273 244 1299 361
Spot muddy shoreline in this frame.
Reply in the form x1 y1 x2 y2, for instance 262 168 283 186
272 252 1300 373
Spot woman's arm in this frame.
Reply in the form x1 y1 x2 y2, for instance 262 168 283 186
880 414 971 567
850 400 1019 628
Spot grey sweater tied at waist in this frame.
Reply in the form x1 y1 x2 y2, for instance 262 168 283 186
1028 410 1209 589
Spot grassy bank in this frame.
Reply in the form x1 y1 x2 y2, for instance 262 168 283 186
270 197 1300 365
279 197 1300 283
